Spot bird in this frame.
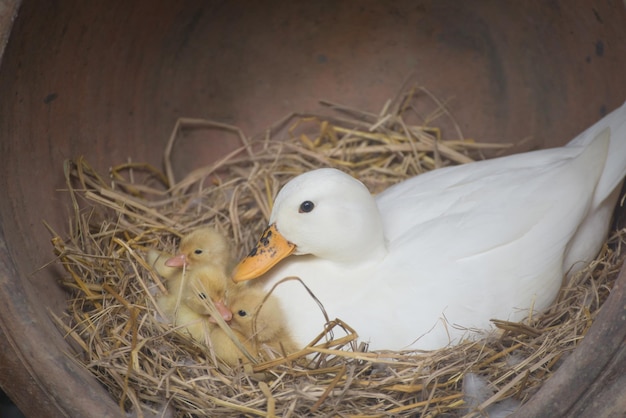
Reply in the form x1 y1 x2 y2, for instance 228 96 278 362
149 264 232 342
147 227 234 342
158 294 214 344
209 284 298 366
231 101 626 351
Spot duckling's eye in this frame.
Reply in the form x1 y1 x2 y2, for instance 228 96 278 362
237 310 248 317
198 293 207 300
299 200 315 213
194 249 203 255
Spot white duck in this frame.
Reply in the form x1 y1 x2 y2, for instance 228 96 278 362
232 101 626 351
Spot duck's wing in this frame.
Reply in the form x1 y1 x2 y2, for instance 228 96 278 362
376 129 609 299
377 130 609 248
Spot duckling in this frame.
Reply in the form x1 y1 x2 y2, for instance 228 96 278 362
154 265 232 342
165 227 232 269
180 265 233 321
165 300 214 344
210 285 298 366
148 228 234 341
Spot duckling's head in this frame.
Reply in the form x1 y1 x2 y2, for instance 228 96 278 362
232 168 386 282
226 286 285 344
166 227 231 269
182 265 233 321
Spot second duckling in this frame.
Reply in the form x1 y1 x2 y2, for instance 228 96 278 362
210 285 298 367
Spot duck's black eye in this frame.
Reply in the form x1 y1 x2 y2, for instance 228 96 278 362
237 309 248 317
194 249 203 255
198 293 207 300
299 200 315 213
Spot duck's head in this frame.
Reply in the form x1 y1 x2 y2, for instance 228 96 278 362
232 168 386 282
165 227 231 268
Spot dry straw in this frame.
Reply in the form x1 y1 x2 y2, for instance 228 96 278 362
48 86 624 417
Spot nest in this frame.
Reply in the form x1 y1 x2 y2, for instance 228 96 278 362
48 87 625 417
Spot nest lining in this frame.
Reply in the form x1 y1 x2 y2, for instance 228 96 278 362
48 87 625 417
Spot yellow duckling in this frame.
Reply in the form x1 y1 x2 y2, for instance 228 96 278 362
147 227 234 342
210 285 298 366
152 265 232 342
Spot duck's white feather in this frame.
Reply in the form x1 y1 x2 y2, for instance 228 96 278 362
251 101 626 351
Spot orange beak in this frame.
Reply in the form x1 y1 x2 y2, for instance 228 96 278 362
231 224 296 282
165 253 187 267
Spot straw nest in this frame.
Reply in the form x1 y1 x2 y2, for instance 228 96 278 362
48 87 625 417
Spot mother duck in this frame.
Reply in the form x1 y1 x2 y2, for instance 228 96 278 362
232 101 626 351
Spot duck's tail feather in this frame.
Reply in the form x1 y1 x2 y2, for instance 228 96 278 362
563 100 626 275
567 100 626 209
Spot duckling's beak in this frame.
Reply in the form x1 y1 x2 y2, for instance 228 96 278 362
231 224 296 282
164 253 187 267
208 299 233 323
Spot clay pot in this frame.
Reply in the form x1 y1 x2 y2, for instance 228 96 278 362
0 1 625 416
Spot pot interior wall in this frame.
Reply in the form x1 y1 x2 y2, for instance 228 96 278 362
1 1 625 417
